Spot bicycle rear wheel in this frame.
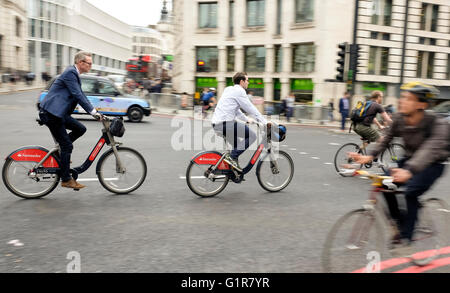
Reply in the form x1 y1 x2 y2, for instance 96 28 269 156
186 161 229 197
2 157 59 199
256 150 294 192
334 143 362 176
322 209 384 273
409 198 450 266
96 147 147 194
380 143 405 173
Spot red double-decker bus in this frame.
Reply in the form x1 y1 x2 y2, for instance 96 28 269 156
126 55 152 81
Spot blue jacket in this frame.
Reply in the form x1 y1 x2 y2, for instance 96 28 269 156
41 66 95 118
339 97 349 113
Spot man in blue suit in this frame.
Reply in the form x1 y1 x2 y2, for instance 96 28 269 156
39 51 102 190
339 92 351 131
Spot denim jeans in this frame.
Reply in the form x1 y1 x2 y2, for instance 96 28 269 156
39 111 86 182
383 158 446 241
213 121 257 160
340 110 348 130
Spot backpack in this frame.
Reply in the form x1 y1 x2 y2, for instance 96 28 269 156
350 100 373 123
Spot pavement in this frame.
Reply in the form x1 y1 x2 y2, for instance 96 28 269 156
0 82 44 95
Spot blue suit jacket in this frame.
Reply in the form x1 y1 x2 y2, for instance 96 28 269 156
41 66 94 118
339 97 349 113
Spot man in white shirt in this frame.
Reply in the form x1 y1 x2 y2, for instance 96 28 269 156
211 72 268 172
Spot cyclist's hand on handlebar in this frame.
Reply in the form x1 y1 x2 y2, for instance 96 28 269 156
246 117 256 124
93 112 104 121
390 168 412 183
347 152 373 164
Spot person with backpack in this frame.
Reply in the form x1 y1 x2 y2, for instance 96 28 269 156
352 90 393 146
202 88 216 118
349 82 449 256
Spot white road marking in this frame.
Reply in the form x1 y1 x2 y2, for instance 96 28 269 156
299 152 308 155
324 162 333 165
328 143 341 146
311 157 320 160
289 148 297 151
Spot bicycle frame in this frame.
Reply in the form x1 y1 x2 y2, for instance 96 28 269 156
29 118 125 179
201 124 278 181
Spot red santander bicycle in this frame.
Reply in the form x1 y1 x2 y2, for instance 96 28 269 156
2 116 147 199
186 123 294 197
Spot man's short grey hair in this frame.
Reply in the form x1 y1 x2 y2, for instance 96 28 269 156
74 51 92 64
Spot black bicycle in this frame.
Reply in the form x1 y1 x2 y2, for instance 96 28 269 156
186 123 294 197
334 138 405 176
2 116 147 199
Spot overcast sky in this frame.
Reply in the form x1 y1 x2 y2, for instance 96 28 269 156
86 0 171 27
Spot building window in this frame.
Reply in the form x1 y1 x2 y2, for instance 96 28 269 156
370 0 392 26
15 17 22 37
274 45 282 73
368 46 389 75
196 47 218 72
28 40 35 73
56 44 63 74
292 43 315 73
198 2 217 28
419 37 436 46
245 46 266 72
447 55 450 80
39 20 44 38
30 19 36 38
229 1 234 37
420 3 439 32
276 0 282 34
295 0 314 23
227 46 235 72
417 51 435 79
41 42 51 73
247 0 265 27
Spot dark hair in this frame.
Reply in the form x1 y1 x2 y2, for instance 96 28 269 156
233 72 248 85
370 90 383 100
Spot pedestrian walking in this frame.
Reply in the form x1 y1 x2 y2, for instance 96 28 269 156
328 98 335 122
339 92 351 131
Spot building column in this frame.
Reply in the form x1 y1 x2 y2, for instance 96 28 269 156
217 76 226 99
264 77 273 102
280 78 290 100
218 45 227 73
282 43 292 75
234 45 244 72
50 43 57 76
265 44 274 74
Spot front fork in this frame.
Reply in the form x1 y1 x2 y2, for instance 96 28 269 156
105 126 125 174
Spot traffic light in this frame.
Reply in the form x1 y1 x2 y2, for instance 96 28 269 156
349 44 361 80
197 60 206 72
336 42 348 82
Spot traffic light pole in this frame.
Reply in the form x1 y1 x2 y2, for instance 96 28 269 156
348 0 360 97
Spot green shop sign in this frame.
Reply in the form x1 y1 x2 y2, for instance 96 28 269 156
196 77 218 88
362 82 386 92
291 79 314 91
274 79 281 90
226 78 265 88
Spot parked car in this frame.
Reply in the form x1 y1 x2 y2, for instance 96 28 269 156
106 74 126 91
431 100 450 122
37 75 151 122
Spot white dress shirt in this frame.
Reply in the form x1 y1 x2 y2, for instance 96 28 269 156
211 85 267 125
74 64 97 115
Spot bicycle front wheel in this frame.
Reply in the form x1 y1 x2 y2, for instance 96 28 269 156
256 150 294 192
322 209 384 273
96 147 147 194
380 143 405 173
186 161 229 197
2 157 60 199
409 198 450 266
334 143 362 176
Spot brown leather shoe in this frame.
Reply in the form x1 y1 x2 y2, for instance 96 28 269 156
61 178 85 189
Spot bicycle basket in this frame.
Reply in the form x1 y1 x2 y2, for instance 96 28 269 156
109 118 125 137
271 124 286 142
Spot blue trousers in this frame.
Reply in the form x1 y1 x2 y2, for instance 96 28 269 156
213 121 257 160
340 110 348 130
39 111 86 182
383 159 446 241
